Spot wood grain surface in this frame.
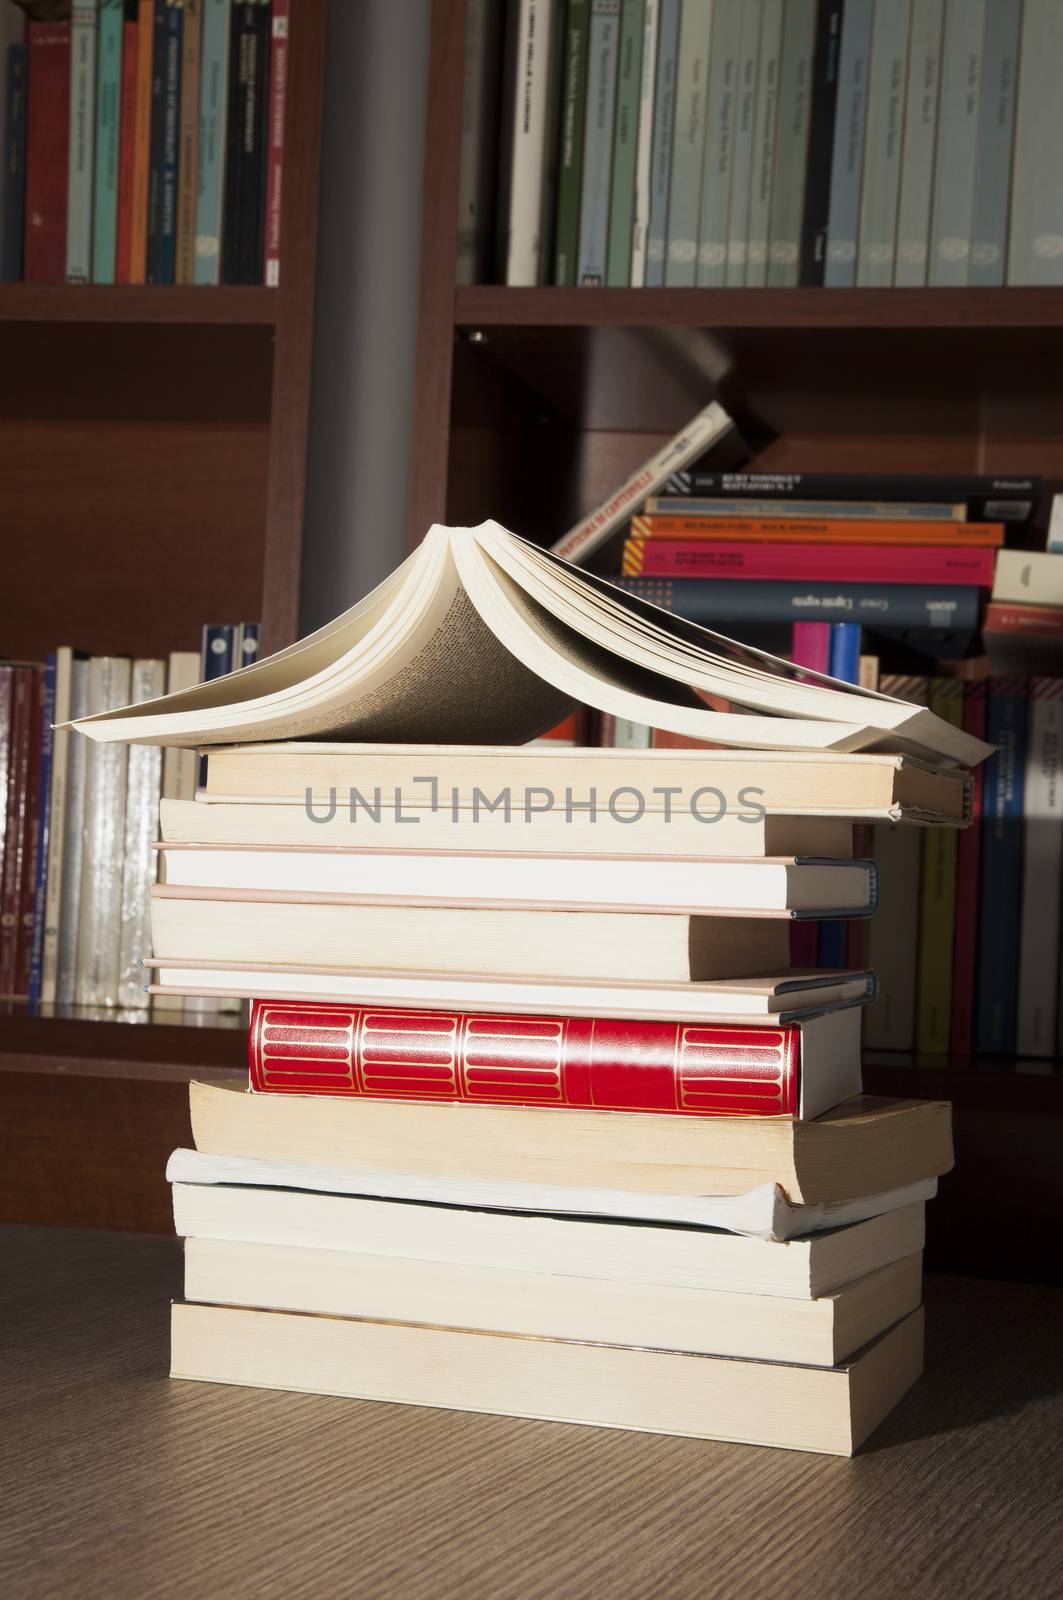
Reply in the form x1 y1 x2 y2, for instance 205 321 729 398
1 1226 1061 1600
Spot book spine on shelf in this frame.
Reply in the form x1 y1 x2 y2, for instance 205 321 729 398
261 0 286 286
628 0 658 285
235 619 260 669
456 0 504 287
798 0 842 286
118 660 165 1009
766 0 814 287
248 1001 803 1117
643 0 679 286
2 41 27 282
1015 680 1063 1056
828 622 861 684
646 494 967 520
577 0 621 286
152 0 183 283
500 0 562 286
968 0 1019 287
55 658 90 1007
145 0 167 279
0 672 11 989
893 0 944 286
76 657 132 1008
614 575 983 631
628 514 1003 547
222 0 270 283
823 0 872 287
724 0 760 286
13 669 43 999
66 0 99 284
155 650 201 1012
975 677 1028 1054
27 657 56 1009
863 821 922 1049
745 0 782 286
128 0 153 282
114 1 139 281
552 0 590 285
193 0 229 283
0 668 33 998
621 539 997 585
664 0 710 287
91 0 123 282
855 0 911 288
605 0 644 286
24 22 71 283
696 0 740 288
790 621 832 675
915 679 963 1052
984 603 1063 639
1006 0 1063 285
39 649 76 1007
949 681 986 1057
175 0 202 283
928 0 985 287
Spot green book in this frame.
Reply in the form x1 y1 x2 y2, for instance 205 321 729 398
767 0 815 287
915 679 963 1053
92 0 124 283
605 0 644 284
665 0 712 286
745 0 783 286
697 0 741 287
554 0 591 285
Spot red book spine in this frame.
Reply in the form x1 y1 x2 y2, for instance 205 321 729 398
115 13 140 283
0 669 34 997
248 1001 801 1117
262 0 289 285
985 602 1063 637
950 681 988 1056
14 670 44 997
624 540 998 586
23 23 71 284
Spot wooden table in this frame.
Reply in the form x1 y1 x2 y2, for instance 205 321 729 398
2 1226 1061 1600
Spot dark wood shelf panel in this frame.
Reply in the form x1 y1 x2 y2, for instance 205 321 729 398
0 284 278 326
863 1054 1063 1114
455 285 1063 332
0 1010 245 1084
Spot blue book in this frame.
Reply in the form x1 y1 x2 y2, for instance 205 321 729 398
614 577 982 633
92 0 124 282
236 621 260 668
198 623 237 787
975 680 1028 1053
2 43 27 281
27 656 57 1011
147 0 182 282
828 622 861 683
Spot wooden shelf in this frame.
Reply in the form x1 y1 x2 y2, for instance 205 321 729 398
0 284 278 326
455 285 1063 331
0 1010 245 1084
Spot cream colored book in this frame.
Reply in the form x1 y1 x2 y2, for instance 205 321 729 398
70 523 991 765
161 797 856 860
75 657 131 1006
169 1300 925 1455
182 1238 924 1367
194 744 972 824
187 1081 954 1204
153 848 878 915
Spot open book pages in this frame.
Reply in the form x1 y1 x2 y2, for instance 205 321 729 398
71 522 991 766
164 1148 937 1241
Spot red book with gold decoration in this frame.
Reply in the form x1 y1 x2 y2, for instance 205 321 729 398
248 1000 863 1120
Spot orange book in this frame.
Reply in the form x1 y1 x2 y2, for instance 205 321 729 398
128 0 155 285
628 514 1005 548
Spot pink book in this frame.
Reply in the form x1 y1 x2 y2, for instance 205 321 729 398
950 681 988 1056
791 623 832 676
623 540 996 587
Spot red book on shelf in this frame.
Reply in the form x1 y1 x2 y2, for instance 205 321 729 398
115 6 140 282
622 539 998 587
13 670 44 997
248 1001 808 1117
984 602 1063 638
0 668 35 997
23 22 71 284
263 0 289 285
950 681 988 1056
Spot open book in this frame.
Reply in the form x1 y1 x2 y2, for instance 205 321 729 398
72 522 991 765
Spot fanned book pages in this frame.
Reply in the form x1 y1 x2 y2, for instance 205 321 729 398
71 523 991 765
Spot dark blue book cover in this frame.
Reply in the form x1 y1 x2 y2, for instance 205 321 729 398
27 654 56 1010
799 0 844 285
975 679 1028 1053
156 0 183 283
198 624 237 787
2 42 27 281
614 577 982 633
828 622 861 682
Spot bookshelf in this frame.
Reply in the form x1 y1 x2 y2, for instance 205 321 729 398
0 0 326 1229
405 1 1063 1276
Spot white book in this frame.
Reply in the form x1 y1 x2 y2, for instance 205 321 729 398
65 0 98 283
40 649 76 1006
628 0 659 285
117 660 165 1008
56 658 90 1006
500 0 562 285
992 549 1063 607
75 657 131 1006
1017 681 1063 1055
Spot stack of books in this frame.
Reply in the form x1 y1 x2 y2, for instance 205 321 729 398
74 520 987 1454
